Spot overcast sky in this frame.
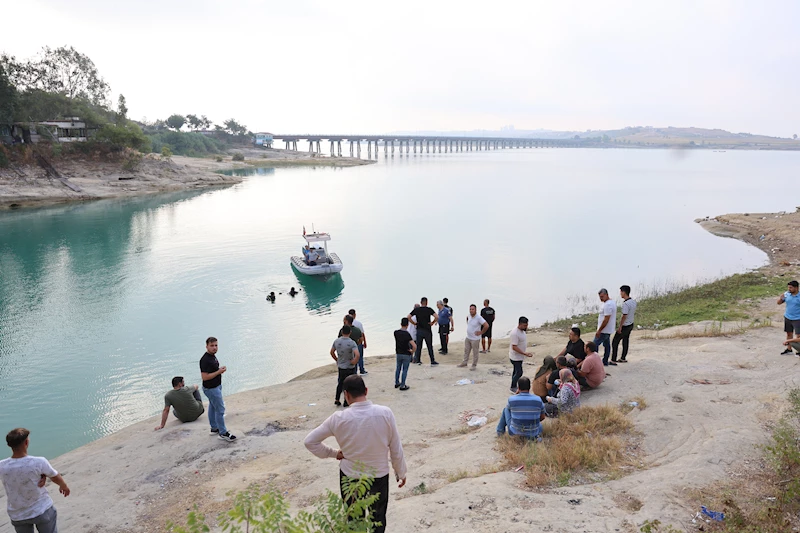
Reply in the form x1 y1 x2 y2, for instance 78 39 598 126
2 0 798 136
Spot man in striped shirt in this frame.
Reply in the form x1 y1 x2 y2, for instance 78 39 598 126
496 376 546 440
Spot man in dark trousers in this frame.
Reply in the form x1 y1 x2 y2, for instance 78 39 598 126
612 285 637 363
304 375 407 533
200 337 236 442
480 299 496 353
331 325 360 407
408 297 438 365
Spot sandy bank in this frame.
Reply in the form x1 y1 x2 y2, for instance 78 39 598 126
3 316 791 533
0 149 371 210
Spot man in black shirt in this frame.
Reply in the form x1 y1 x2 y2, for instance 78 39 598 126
408 297 438 366
199 337 236 442
557 327 586 361
480 299 496 353
394 318 417 391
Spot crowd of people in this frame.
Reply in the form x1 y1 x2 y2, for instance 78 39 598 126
5 281 798 532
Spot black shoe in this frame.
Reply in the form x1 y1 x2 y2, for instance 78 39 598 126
415 362 422 365
399 385 410 391
334 400 342 406
609 361 617 366
618 359 628 363
210 428 220 434
431 361 439 366
219 432 236 442
438 350 445 354
360 370 369 375
343 402 349 408
395 383 401 388
781 348 793 355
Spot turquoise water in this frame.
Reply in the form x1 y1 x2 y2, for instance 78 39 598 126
1 148 793 458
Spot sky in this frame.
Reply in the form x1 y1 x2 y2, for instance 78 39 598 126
2 0 799 136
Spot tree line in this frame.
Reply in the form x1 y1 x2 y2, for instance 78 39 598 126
0 46 253 157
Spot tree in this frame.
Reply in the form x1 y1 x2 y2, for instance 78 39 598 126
199 115 212 130
116 94 128 124
223 118 248 136
166 114 185 131
185 114 201 131
0 64 17 124
1 46 110 106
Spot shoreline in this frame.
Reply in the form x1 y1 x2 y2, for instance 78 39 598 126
3 209 799 532
0 150 373 211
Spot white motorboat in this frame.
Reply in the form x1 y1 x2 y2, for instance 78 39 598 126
290 231 343 276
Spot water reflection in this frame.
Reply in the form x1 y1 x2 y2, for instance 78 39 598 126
294 273 345 314
218 167 276 177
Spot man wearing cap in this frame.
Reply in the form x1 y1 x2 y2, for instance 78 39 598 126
593 289 617 366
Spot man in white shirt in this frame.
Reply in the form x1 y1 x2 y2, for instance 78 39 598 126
349 308 369 375
593 288 617 366
509 316 533 392
407 303 419 344
0 428 71 533
304 375 407 533
458 304 489 370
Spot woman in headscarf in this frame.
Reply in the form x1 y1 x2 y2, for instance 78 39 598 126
545 368 581 417
532 356 558 399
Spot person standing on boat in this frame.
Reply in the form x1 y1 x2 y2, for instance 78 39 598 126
349 309 369 375
408 297 438 366
307 248 320 266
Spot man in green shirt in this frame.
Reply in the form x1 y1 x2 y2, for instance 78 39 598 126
154 376 205 430
339 314 362 347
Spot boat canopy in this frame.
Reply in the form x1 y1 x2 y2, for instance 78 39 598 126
304 232 331 243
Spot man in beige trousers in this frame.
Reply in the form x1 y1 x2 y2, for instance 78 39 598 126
458 304 488 370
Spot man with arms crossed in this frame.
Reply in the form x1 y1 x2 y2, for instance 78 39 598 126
779 281 800 355
200 337 236 442
509 316 533 393
349 309 369 375
155 376 205 430
611 285 637 364
305 375 407 533
408 297 438 366
0 428 70 533
593 289 617 366
459 304 489 370
480 299 496 353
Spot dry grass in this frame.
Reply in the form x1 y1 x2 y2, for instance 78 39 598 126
497 405 640 488
445 463 502 483
620 396 648 414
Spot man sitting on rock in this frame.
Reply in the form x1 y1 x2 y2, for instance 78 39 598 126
496 376 546 441
155 376 205 430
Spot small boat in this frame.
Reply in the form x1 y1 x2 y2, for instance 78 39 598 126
291 231 343 276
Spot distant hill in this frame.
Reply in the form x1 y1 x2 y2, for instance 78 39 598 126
393 126 800 149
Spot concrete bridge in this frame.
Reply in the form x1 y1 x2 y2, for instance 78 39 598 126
271 134 578 158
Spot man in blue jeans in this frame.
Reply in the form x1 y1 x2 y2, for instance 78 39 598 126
394 318 417 390
593 288 617 366
496 377 546 440
200 337 237 442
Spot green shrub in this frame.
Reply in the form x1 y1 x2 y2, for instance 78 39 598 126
94 123 150 152
161 145 173 160
121 150 143 172
167 477 379 533
0 147 8 168
50 143 63 158
232 151 244 161
214 155 223 162
146 131 225 157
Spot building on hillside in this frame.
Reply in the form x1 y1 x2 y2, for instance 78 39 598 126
36 118 90 142
254 132 273 148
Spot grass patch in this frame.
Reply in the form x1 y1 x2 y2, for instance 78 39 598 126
410 482 433 495
620 396 647 414
689 388 800 532
498 405 640 488
542 271 792 331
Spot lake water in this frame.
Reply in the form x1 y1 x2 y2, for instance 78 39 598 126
1 148 795 458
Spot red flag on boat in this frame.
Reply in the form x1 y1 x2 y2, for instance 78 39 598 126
303 226 306 236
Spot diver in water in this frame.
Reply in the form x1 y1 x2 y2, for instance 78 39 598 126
267 292 276 302
289 287 298 297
